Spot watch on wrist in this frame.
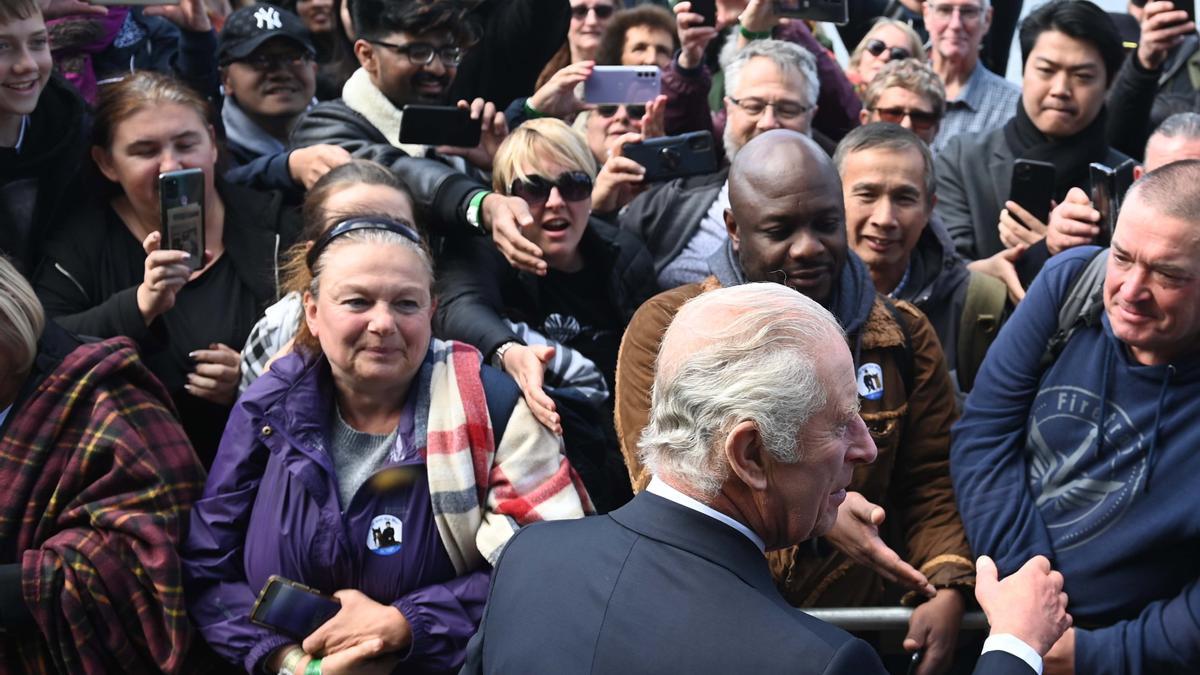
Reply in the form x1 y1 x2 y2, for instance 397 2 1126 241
492 341 518 370
276 646 305 675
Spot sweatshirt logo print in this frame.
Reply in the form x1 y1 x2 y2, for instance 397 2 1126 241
1026 385 1146 551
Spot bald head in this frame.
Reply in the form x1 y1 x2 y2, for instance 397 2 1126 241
728 130 838 216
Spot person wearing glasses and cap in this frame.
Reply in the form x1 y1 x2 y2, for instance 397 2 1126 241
217 3 351 194
435 117 657 513
183 209 593 675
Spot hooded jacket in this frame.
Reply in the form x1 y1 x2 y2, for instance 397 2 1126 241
952 246 1200 675
615 242 973 606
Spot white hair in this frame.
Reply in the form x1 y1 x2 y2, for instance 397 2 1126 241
722 38 820 110
638 283 845 499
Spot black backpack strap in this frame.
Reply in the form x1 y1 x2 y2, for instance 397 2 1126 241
480 364 521 444
880 297 916 397
1038 250 1109 372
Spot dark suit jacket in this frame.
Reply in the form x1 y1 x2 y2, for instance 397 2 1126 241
462 492 1033 675
934 127 1130 261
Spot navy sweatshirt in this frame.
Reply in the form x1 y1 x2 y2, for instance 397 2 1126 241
951 246 1200 674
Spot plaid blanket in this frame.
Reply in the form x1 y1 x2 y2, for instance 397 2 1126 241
0 338 206 674
420 339 593 573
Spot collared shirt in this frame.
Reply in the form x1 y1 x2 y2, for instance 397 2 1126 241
931 62 1021 153
982 634 1044 674
646 475 766 552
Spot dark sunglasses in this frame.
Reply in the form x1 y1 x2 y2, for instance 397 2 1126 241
570 3 615 19
595 104 647 119
509 171 594 204
872 106 940 131
865 39 911 62
306 216 421 269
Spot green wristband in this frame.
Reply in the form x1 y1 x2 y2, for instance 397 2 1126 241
739 25 772 40
467 189 490 231
522 99 546 119
304 658 323 675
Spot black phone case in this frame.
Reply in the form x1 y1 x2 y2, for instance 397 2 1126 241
771 0 848 24
1090 163 1118 248
399 105 482 147
1009 159 1056 226
688 0 717 27
249 575 341 641
623 131 719 182
159 168 205 272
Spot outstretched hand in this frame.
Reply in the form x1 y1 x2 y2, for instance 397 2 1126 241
824 491 936 598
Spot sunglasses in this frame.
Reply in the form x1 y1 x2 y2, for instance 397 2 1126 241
306 216 421 269
595 104 647 119
509 171 594 204
872 106 940 132
570 3 615 19
865 39 911 62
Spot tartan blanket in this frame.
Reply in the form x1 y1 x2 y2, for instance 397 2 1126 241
0 338 206 674
419 339 593 574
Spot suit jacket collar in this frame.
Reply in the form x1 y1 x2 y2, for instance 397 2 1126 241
609 492 784 602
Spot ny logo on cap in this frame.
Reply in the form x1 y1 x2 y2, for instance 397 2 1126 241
254 6 283 30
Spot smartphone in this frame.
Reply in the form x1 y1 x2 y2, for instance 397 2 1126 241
682 0 716 27
159 168 205 272
1090 162 1118 247
1114 158 1137 201
249 576 341 641
623 131 719 182
771 0 849 24
399 105 482 148
1009 159 1056 227
583 66 661 105
1176 0 1196 26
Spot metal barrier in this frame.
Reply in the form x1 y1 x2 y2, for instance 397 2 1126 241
803 608 990 632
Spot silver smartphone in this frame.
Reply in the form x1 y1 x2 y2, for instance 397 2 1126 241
159 168 205 272
583 66 661 105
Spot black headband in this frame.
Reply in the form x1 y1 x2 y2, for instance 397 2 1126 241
306 217 421 270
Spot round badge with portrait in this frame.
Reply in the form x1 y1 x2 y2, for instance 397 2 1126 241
367 514 403 556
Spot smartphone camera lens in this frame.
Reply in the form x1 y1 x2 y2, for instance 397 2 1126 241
659 147 681 171
688 135 710 151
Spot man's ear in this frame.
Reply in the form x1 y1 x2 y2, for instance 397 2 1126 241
220 67 233 97
1133 165 1145 181
724 420 770 492
724 208 740 250
353 38 376 72
981 5 994 36
859 108 870 126
91 145 119 184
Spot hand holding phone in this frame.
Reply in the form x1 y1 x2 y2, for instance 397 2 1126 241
1088 163 1118 247
400 105 483 147
583 66 661 105
250 576 341 641
622 130 719 182
159 168 205 272
771 0 848 24
1135 1 1197 70
1009 159 1056 227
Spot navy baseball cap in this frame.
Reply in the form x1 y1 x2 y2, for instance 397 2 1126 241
218 3 315 65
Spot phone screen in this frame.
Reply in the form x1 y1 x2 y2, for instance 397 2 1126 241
250 577 341 640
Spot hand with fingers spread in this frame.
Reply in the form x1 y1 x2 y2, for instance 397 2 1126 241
999 199 1050 249
593 131 647 213
39 0 108 20
528 61 595 119
481 193 547 275
188 343 241 405
1137 1 1196 71
967 244 1028 304
674 2 720 69
302 590 410 660
438 98 508 172
143 0 212 33
824 491 937 598
137 231 197 325
904 588 965 675
499 344 561 435
975 555 1072 656
1046 187 1101 255
288 144 353 190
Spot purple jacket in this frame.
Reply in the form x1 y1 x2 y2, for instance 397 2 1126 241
182 352 492 674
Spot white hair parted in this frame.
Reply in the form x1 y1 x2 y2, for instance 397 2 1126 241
637 283 845 499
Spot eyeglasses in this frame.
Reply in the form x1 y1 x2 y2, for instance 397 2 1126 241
367 39 464 66
595 104 646 119
871 106 940 132
727 96 812 120
570 3 615 20
928 3 984 24
306 216 421 269
864 39 912 62
233 51 313 71
509 171 594 205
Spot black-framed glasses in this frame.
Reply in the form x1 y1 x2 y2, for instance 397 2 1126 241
595 103 646 119
367 39 464 66
306 216 421 269
232 51 314 71
864 39 911 62
727 96 812 120
570 3 615 19
928 3 983 24
509 171 594 205
871 106 940 132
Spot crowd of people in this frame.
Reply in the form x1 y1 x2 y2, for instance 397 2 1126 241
1 0 1198 673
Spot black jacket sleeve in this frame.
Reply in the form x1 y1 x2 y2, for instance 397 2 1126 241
434 238 521 360
1105 52 1161 161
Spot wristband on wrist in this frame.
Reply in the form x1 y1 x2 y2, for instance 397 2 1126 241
739 24 772 40
467 189 490 231
523 99 546 119
304 658 323 675
278 647 305 675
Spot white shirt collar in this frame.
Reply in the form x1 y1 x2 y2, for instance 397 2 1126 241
646 476 766 552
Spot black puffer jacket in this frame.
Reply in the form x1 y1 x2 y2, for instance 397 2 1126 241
617 168 727 275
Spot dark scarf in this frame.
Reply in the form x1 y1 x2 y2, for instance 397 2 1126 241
1002 99 1111 201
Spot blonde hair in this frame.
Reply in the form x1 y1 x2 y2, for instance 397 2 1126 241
492 117 598 193
848 18 927 73
0 256 45 377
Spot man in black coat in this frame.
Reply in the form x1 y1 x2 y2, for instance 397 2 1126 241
463 282 1072 675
